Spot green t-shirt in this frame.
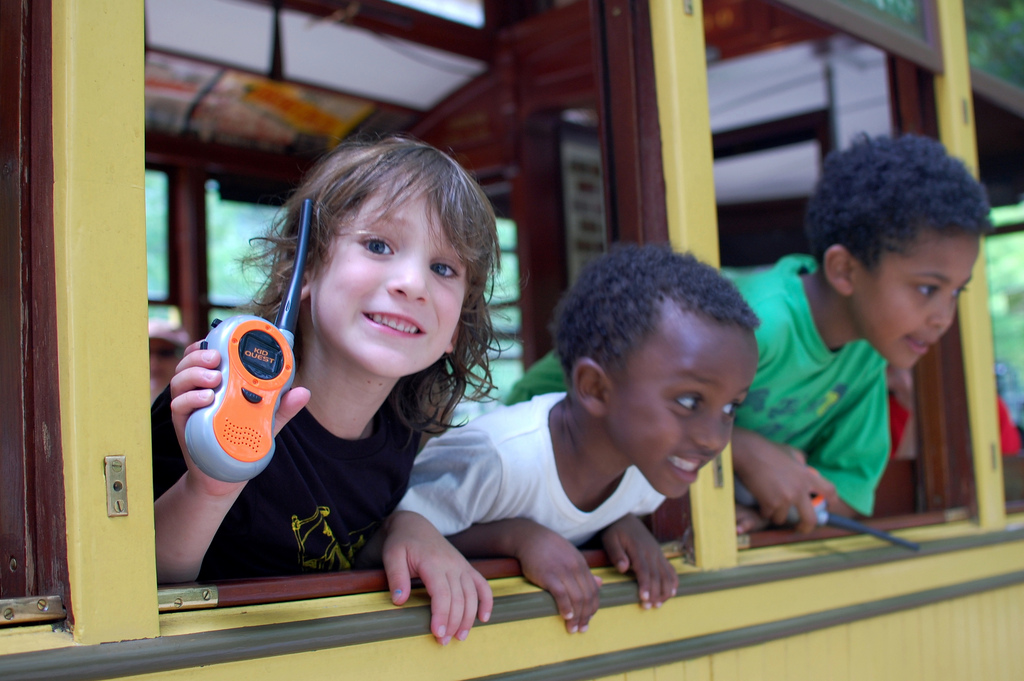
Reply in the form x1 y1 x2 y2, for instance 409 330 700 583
503 350 565 406
727 255 889 515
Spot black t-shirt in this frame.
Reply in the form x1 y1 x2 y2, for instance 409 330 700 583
151 388 419 580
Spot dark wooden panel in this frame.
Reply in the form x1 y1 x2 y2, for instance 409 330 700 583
0 0 68 608
592 0 667 246
705 0 834 61
209 551 611 608
0 0 29 601
886 55 974 515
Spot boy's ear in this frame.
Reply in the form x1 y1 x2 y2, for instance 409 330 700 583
822 244 857 297
572 358 612 418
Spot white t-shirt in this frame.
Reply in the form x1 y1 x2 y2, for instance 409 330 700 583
397 392 666 546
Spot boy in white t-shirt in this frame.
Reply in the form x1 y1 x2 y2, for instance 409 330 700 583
399 244 759 634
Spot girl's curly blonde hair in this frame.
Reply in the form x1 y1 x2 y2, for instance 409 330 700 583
248 135 500 433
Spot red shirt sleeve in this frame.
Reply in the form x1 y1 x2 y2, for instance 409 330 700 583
888 392 910 459
998 396 1021 456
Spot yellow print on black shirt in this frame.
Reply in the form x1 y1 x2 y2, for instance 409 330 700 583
291 506 372 571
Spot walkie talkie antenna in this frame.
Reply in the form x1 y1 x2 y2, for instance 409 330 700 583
275 198 313 344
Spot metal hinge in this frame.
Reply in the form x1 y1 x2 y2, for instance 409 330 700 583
0 595 65 628
158 585 219 612
105 455 128 516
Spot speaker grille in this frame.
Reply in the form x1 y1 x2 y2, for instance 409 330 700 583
222 421 263 451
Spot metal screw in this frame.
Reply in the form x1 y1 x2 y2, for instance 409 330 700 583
202 589 212 601
3 608 13 621
8 557 16 572
114 499 125 513
37 599 47 612
174 598 184 608
110 459 123 474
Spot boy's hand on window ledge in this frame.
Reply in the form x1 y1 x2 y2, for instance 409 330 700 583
491 520 600 634
601 514 678 610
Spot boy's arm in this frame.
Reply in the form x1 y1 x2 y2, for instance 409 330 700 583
600 514 677 609
355 510 492 646
448 519 601 634
154 343 309 583
731 426 837 534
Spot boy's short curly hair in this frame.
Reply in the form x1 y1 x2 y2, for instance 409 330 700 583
805 134 991 268
554 243 759 382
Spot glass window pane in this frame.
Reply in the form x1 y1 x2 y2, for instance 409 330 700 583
966 1 1024 92
991 198 1024 228
491 305 521 338
382 0 484 27
492 252 521 306
834 0 925 40
205 180 281 308
496 217 518 250
146 169 170 300
985 230 1024 429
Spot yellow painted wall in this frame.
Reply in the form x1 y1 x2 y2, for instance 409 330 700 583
51 0 159 642
648 0 738 572
594 583 1024 681
932 0 1006 530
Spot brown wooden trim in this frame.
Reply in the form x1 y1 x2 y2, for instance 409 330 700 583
241 0 497 63
885 55 974 515
185 551 611 609
743 509 957 549
712 109 831 159
0 0 30 602
146 132 312 183
704 0 835 62
591 0 667 246
170 166 210 341
0 0 68 609
510 113 567 365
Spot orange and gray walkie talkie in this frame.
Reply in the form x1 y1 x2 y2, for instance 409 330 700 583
184 198 313 482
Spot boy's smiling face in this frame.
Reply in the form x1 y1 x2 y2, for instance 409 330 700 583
601 303 758 499
843 230 979 370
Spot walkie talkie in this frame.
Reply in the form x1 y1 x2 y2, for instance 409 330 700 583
184 198 313 482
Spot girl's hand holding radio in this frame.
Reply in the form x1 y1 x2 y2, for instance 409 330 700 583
169 341 310 496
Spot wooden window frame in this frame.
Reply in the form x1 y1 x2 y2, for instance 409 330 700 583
0 0 68 607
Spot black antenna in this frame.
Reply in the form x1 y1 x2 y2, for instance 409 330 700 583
275 198 313 336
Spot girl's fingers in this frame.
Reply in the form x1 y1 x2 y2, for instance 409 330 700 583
454 572 479 641
474 571 493 624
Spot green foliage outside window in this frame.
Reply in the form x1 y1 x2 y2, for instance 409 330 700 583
986 226 1024 426
205 181 282 308
966 0 1024 91
836 0 923 37
146 170 170 301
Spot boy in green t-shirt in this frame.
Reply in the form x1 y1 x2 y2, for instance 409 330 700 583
508 134 991 535
729 134 990 533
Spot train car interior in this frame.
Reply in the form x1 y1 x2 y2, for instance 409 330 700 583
131 0 1024 593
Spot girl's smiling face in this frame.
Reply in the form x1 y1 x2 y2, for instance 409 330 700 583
301 191 467 385
602 303 758 499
